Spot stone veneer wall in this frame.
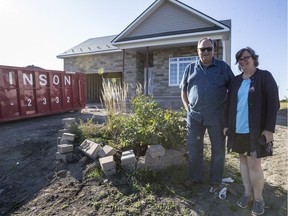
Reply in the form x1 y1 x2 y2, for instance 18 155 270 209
63 52 123 73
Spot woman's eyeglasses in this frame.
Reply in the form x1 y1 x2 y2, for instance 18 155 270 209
238 56 252 63
199 47 213 52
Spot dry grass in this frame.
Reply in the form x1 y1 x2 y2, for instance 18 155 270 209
280 101 288 110
101 80 129 114
101 81 143 114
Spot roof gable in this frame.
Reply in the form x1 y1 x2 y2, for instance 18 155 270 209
112 0 230 45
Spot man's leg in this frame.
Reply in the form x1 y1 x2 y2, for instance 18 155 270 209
187 115 206 182
207 125 225 185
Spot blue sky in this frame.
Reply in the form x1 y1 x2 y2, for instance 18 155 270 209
0 0 287 99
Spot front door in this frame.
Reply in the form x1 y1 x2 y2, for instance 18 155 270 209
85 72 122 102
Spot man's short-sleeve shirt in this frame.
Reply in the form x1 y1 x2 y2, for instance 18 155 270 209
180 58 234 125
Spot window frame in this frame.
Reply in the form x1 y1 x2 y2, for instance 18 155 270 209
168 56 198 86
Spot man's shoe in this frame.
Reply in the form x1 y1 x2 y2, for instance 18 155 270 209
184 179 202 187
209 184 222 194
251 199 265 215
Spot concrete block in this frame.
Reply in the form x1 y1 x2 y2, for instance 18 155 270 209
165 149 187 166
78 139 102 160
122 163 136 172
122 150 134 156
121 150 136 165
62 133 76 142
58 129 69 137
55 152 73 164
98 145 117 158
136 156 146 169
103 168 116 176
99 155 115 171
57 137 62 145
62 117 76 129
60 138 72 144
147 144 165 158
144 153 162 165
58 144 74 154
147 164 166 171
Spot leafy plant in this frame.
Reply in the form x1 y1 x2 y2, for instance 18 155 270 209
105 94 186 154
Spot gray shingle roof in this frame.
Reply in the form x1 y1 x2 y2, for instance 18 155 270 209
57 35 120 58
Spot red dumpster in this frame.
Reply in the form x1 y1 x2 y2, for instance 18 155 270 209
0 65 85 122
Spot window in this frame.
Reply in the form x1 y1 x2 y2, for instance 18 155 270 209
169 56 198 86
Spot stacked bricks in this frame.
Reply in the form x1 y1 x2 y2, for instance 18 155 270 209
55 118 77 164
121 150 137 172
137 144 187 170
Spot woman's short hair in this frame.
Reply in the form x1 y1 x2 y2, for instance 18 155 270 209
235 47 259 67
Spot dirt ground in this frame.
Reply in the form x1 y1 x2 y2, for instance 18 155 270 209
0 108 287 216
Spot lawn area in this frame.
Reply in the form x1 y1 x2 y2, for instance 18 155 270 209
280 101 288 110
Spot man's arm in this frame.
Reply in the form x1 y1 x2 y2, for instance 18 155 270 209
181 90 189 112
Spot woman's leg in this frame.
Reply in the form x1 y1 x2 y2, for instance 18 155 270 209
247 156 264 200
239 154 253 196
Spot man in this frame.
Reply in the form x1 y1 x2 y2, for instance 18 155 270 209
180 38 234 191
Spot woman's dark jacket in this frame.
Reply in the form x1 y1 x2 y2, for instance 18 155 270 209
224 68 280 155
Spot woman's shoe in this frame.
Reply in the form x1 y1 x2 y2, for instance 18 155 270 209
251 199 265 215
237 194 251 208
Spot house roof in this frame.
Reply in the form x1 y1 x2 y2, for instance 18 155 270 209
57 35 120 59
57 0 231 58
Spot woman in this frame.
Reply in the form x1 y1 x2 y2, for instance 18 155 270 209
224 47 279 215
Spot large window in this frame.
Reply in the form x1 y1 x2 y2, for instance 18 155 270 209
169 56 198 86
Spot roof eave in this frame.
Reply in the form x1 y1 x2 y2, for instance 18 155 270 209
112 29 230 49
57 49 121 59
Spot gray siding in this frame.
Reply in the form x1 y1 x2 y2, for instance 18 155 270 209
128 2 213 37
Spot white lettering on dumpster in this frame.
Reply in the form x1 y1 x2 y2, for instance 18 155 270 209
9 72 13 85
53 75 60 85
39 74 48 86
7 72 72 86
64 76 71 85
23 73 33 86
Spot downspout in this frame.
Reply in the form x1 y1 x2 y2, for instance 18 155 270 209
122 49 125 88
145 46 149 96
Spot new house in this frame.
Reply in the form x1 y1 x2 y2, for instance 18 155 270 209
57 0 231 108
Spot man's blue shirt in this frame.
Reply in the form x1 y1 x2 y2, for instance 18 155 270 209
180 58 234 125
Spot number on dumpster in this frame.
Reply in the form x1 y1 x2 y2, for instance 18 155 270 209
42 98 47 105
67 96 70 103
27 98 32 107
55 97 59 103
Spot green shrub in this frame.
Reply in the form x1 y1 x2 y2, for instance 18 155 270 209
105 94 186 155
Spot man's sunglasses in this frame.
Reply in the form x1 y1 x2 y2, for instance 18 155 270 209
199 47 213 52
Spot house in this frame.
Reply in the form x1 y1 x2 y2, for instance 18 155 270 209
57 0 231 108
